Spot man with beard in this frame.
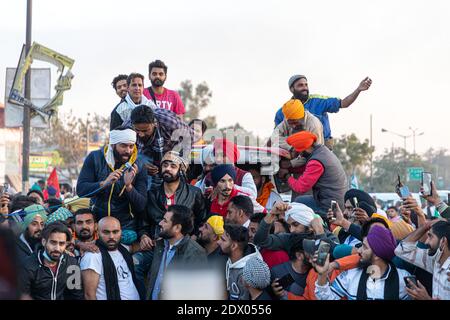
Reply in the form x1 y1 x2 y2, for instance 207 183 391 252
110 73 156 130
111 74 128 100
209 164 265 218
218 224 263 300
81 217 144 300
16 204 48 264
77 127 147 246
130 105 193 190
274 75 372 149
134 151 206 288
19 222 84 300
285 238 360 300
226 195 254 228
314 225 411 300
254 201 339 255
395 220 450 300
73 209 98 258
270 234 314 298
141 150 206 238
143 60 185 119
280 131 347 216
198 215 228 267
148 205 207 300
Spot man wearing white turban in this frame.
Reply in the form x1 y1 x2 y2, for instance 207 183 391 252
76 127 148 244
253 201 339 255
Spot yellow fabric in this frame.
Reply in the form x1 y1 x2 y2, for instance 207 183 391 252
391 219 415 241
282 99 305 120
102 145 138 217
371 213 393 228
64 197 90 212
207 215 225 237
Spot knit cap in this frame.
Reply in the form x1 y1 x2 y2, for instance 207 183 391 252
243 257 271 290
46 207 73 225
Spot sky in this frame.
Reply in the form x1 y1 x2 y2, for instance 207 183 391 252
1 0 449 157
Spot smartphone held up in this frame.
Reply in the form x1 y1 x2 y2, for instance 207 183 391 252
421 172 432 197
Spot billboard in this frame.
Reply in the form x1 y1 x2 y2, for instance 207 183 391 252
4 67 51 128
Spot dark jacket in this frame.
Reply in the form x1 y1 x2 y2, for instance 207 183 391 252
253 219 340 253
147 235 207 299
76 147 147 230
19 250 84 300
16 234 40 265
139 181 206 239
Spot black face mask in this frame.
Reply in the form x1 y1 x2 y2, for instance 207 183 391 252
293 89 309 102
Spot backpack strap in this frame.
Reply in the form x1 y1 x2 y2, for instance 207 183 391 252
147 87 157 104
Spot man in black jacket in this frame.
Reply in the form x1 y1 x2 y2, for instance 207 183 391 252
19 222 84 300
16 204 48 264
139 151 206 239
134 151 206 288
147 205 207 300
76 127 147 246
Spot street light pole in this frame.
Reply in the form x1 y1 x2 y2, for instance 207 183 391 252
22 0 32 193
409 127 424 156
381 128 412 152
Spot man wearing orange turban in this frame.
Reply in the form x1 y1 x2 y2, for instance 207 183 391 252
281 131 347 217
268 99 324 170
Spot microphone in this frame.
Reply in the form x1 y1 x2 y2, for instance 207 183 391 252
124 162 133 172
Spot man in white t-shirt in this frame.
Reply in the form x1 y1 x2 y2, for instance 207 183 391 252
80 216 143 300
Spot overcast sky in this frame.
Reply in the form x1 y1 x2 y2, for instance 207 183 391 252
1 0 449 156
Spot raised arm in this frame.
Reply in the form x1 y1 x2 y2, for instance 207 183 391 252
340 77 372 108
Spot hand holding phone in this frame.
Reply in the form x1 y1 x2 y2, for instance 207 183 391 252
316 241 331 267
421 172 432 197
404 275 418 289
277 273 295 290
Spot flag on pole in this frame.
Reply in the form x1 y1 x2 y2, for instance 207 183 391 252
350 173 359 190
46 168 61 199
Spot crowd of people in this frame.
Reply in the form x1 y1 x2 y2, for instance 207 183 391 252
0 59 449 301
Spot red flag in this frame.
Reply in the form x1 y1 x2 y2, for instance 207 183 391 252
46 168 61 199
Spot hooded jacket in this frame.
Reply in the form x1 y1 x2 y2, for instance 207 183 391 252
19 249 84 300
76 146 147 230
225 243 263 300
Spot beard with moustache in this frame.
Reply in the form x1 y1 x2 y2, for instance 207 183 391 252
25 229 42 248
293 89 309 102
77 228 93 241
151 78 165 88
162 167 181 183
102 238 120 251
159 228 174 240
358 256 373 270
113 147 131 166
